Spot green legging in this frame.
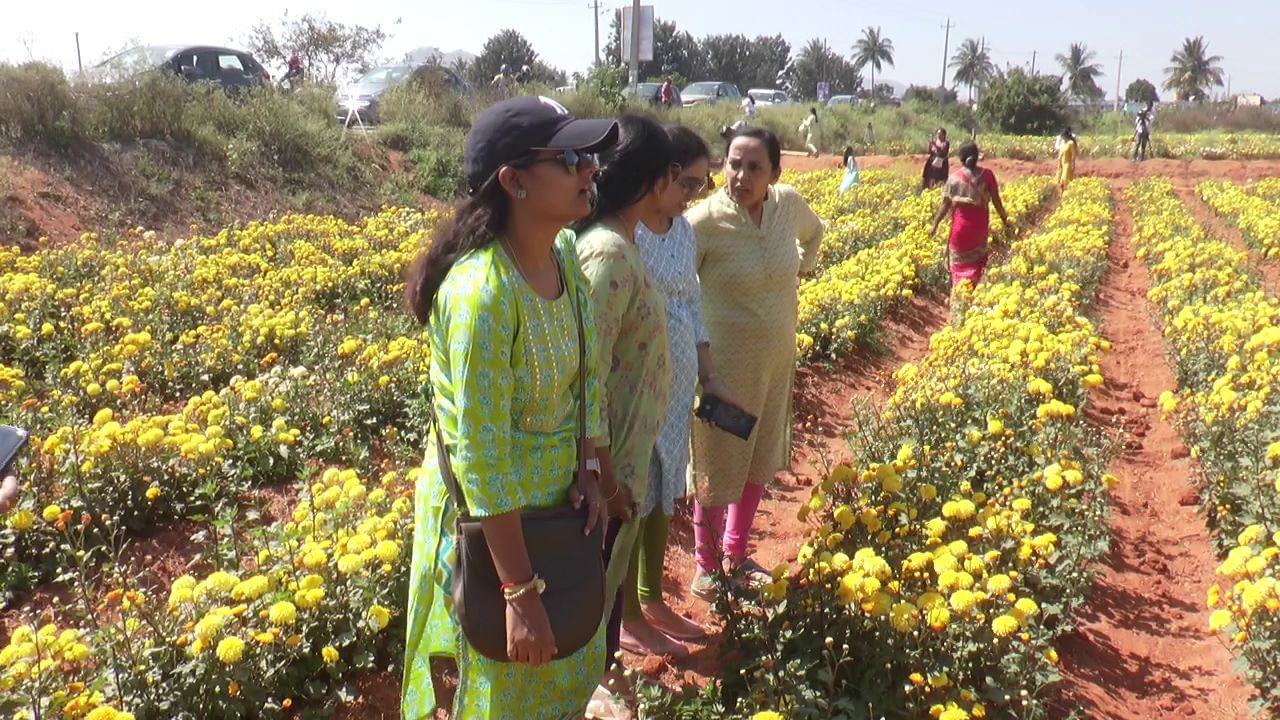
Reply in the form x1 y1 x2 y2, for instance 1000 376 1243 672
623 507 671 619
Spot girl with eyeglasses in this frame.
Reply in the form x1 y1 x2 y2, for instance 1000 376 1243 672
401 95 617 720
617 125 726 658
571 114 675 711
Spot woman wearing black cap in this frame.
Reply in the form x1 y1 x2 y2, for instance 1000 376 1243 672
401 95 619 719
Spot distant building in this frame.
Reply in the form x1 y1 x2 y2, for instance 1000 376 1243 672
1235 93 1266 107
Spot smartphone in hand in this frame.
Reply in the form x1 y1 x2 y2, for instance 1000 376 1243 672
694 395 757 441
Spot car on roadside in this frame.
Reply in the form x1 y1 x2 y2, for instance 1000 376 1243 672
681 81 742 107
625 82 682 107
747 88 790 106
335 63 468 126
91 44 270 91
826 94 857 108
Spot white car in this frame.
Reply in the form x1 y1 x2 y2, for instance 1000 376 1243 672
748 88 790 106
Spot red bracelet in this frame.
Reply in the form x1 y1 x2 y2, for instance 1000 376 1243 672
500 577 534 592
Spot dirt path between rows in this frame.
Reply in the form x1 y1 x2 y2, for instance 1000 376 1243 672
1050 182 1253 719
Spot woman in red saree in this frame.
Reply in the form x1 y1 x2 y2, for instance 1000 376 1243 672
928 141 1010 287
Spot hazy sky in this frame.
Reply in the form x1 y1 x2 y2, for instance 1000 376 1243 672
5 0 1275 97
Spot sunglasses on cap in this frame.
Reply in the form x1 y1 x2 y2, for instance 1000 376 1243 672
511 148 599 176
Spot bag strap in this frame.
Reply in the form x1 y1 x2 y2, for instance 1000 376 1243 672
429 243 588 519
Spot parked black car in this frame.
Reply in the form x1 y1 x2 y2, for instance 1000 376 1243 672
92 45 269 91
335 63 469 126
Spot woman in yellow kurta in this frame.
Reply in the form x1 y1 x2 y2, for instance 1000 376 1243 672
1057 128 1078 190
686 127 824 599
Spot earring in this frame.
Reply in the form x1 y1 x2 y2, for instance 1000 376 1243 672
517 189 527 199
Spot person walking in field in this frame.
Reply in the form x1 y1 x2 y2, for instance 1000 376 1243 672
928 141 1011 289
1057 128 1078 189
1132 101 1154 162
799 107 821 157
920 127 950 190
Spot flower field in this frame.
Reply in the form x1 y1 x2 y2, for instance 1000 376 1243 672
1128 179 1280 714
664 178 1118 720
3 163 1279 720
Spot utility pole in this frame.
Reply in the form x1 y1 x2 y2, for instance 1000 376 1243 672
591 0 600 67
1114 50 1124 112
628 0 640 93
75 32 83 75
940 17 953 89
1030 50 1036 75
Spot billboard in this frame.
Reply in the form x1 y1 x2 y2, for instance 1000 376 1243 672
620 5 655 63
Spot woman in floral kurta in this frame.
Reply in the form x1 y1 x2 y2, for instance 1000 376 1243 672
687 128 824 597
402 231 606 719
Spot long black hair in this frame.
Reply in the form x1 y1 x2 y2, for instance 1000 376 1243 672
957 141 981 170
574 114 673 231
404 178 509 324
667 124 710 167
724 126 782 173
842 145 855 167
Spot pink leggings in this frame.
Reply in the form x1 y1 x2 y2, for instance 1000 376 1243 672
693 482 765 572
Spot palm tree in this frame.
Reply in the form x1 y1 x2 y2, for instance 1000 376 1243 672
852 26 895 99
1056 42 1105 102
1163 36 1225 101
950 38 995 103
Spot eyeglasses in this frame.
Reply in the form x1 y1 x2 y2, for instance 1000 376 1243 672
669 163 708 195
513 149 598 176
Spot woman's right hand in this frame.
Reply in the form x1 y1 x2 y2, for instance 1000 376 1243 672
506 592 557 665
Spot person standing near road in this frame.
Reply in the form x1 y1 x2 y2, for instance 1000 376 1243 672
660 77 676 109
1133 101 1155 162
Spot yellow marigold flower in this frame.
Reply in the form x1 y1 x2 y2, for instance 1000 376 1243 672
92 408 114 427
42 504 62 523
939 708 968 720
1014 597 1039 617
322 645 340 664
216 636 245 664
302 548 327 569
144 486 162 502
9 509 34 531
751 712 784 720
992 614 1020 637
337 553 365 574
949 589 977 615
1044 648 1059 664
269 601 298 625
833 505 855 530
85 708 120 720
254 632 275 645
1208 609 1233 633
927 605 951 631
368 605 391 630
986 574 1013 595
1238 524 1266 546
374 540 400 563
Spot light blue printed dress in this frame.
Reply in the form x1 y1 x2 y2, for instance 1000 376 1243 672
402 231 606 720
635 216 709 517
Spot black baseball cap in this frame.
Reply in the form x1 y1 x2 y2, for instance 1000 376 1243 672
465 95 619 194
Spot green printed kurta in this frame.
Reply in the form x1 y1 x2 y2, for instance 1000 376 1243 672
575 225 670 594
402 231 605 720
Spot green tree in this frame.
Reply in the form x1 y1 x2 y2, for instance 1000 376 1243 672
1056 42 1105 102
851 27 895 99
245 13 387 85
604 15 705 83
1124 78 1159 104
978 67 1069 134
700 33 754 91
791 38 863 100
950 38 995 103
1163 36 1225 101
744 35 792 91
904 84 958 105
468 29 563 87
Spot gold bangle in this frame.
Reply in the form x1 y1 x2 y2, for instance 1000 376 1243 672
502 576 546 601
